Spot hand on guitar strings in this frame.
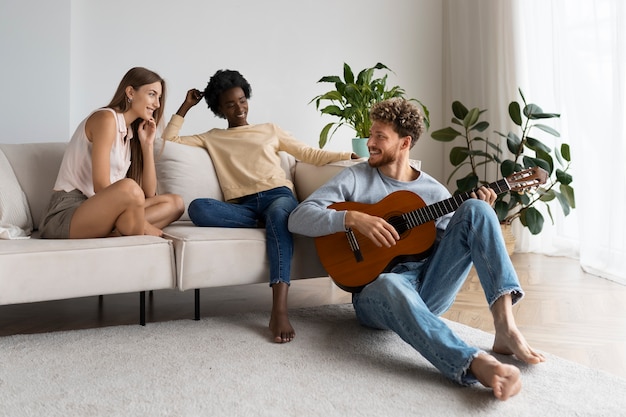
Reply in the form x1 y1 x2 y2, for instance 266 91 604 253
345 210 400 248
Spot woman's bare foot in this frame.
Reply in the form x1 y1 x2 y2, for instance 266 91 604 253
144 221 163 237
269 282 295 343
470 353 522 401
269 310 295 343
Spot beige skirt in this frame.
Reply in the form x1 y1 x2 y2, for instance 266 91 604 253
39 190 87 239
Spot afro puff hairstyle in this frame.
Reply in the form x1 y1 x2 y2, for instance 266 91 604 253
203 69 252 118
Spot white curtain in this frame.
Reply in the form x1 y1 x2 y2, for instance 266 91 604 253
443 0 626 284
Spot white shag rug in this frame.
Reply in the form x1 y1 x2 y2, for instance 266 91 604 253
1 303 624 417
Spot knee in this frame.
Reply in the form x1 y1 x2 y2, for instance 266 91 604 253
458 199 497 221
117 178 145 206
172 194 185 217
187 198 204 215
361 274 404 302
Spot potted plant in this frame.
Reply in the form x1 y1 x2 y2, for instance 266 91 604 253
310 62 430 156
431 89 575 236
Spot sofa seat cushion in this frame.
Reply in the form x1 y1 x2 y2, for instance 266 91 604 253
163 222 327 291
0 236 175 305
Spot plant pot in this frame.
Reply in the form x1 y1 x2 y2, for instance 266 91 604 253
500 223 515 256
352 138 369 157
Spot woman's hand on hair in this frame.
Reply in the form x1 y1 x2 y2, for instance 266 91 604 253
176 89 203 117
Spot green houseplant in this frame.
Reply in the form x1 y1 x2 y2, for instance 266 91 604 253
431 89 575 235
310 62 429 155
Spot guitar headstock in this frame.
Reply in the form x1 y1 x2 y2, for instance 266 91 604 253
506 167 549 193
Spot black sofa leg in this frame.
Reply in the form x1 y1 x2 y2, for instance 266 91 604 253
140 291 146 326
194 289 200 321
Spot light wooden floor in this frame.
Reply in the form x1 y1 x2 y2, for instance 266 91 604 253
1 253 624 379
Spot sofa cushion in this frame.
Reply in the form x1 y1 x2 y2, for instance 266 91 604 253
163 222 326 290
154 139 223 221
0 235 176 305
0 149 33 238
0 142 66 231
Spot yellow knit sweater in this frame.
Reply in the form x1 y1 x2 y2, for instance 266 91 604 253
162 114 352 201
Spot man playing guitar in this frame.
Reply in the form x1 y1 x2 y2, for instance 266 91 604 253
288 98 545 401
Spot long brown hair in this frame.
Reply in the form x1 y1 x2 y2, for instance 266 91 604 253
106 67 167 184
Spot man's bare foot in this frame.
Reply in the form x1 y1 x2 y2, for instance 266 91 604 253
269 282 294 343
470 353 522 401
491 294 546 364
493 325 546 364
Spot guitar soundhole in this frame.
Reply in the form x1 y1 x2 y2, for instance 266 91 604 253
388 215 409 236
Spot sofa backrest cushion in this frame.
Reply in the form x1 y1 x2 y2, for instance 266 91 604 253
0 142 66 231
0 148 33 236
154 139 296 221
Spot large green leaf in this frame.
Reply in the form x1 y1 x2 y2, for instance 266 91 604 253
509 101 522 126
450 146 470 165
318 123 335 148
534 123 560 137
500 159 517 177
343 63 355 84
471 121 490 132
539 189 556 202
560 183 576 208
523 154 551 173
561 143 571 161
464 108 480 128
452 101 468 119
525 137 552 153
494 200 509 222
556 168 573 185
520 207 544 235
506 132 522 154
431 127 462 142
554 190 571 216
456 174 478 193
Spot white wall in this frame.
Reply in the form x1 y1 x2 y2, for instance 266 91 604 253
0 0 71 142
0 0 446 180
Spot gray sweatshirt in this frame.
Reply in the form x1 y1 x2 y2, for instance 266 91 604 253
288 161 452 237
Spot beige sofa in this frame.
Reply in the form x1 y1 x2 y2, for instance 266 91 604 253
0 140 354 325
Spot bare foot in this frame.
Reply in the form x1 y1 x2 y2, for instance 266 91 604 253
144 222 163 237
470 353 522 401
491 293 546 364
269 282 294 343
493 325 546 364
269 310 295 343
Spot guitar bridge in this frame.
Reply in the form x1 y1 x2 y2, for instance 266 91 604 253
345 228 364 262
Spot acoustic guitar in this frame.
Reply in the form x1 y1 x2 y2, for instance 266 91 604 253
314 167 548 292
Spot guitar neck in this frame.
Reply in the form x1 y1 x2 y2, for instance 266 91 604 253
402 178 511 229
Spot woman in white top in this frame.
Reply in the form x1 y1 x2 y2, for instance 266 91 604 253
40 67 184 239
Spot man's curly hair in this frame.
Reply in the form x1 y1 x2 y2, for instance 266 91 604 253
203 69 252 118
369 98 424 148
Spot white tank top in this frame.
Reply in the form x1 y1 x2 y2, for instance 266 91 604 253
54 108 132 197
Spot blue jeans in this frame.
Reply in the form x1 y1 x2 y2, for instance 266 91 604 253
352 199 524 385
187 186 298 286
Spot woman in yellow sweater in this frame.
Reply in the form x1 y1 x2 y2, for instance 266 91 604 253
162 69 357 343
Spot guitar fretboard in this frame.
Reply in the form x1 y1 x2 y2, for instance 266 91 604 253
402 178 510 229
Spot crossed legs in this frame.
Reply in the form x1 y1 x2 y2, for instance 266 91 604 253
70 178 183 238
